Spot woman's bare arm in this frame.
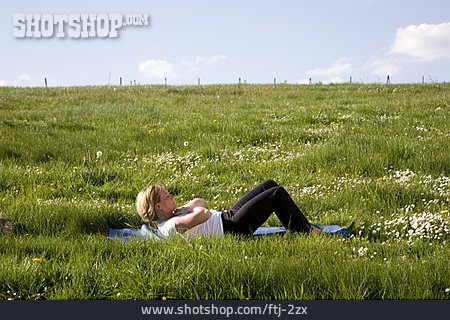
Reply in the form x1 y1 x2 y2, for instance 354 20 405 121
174 198 207 215
173 207 211 233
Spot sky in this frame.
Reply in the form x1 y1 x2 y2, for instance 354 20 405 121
0 0 449 87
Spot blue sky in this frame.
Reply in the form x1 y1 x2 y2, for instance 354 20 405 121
1 0 449 86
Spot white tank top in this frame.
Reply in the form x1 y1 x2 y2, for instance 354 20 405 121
158 210 224 239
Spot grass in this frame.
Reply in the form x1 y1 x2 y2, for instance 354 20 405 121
0 83 449 299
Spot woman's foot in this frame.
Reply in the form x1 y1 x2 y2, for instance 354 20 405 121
345 221 356 236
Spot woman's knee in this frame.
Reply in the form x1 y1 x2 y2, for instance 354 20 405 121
264 179 278 187
273 185 289 198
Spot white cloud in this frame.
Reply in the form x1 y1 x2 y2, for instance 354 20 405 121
390 22 450 61
138 59 178 81
369 58 401 76
329 76 346 84
297 79 310 85
306 58 352 77
19 73 31 81
298 76 347 85
204 54 227 64
0 74 35 87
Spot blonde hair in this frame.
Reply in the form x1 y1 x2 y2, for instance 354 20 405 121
136 185 164 222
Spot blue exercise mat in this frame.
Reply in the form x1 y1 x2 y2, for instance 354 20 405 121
108 224 164 242
310 223 350 237
108 224 349 242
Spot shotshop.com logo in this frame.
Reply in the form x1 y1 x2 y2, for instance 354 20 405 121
13 13 149 38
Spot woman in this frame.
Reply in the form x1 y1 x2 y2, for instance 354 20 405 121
136 179 312 238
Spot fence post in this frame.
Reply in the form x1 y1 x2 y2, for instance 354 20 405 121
386 75 390 84
422 76 424 84
198 77 201 85
349 76 352 84
120 77 122 86
274 78 276 85
44 78 48 88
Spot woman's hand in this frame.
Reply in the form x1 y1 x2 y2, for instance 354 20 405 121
186 198 207 208
174 198 206 215
173 206 194 215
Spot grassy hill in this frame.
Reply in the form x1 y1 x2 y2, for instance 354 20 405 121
0 84 449 299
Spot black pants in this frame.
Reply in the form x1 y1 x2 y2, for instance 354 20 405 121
221 180 311 235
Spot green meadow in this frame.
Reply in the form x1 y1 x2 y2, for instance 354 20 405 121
0 83 449 299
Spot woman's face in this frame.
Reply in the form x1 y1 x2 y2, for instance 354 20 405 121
157 188 177 214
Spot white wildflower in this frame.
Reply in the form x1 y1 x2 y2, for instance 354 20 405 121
357 247 368 257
